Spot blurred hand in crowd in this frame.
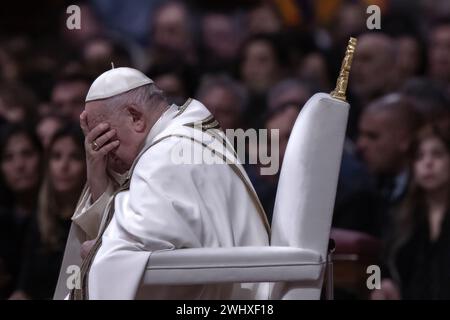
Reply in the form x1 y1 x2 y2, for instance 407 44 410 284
370 279 401 300
8 290 30 300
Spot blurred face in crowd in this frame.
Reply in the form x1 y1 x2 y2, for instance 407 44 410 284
1 133 40 193
351 34 397 101
0 97 26 123
201 86 241 130
333 3 366 42
49 136 85 194
266 82 311 161
154 74 186 106
298 53 330 90
82 39 132 76
414 136 450 193
36 116 64 149
52 80 89 122
82 39 115 73
202 13 240 60
421 0 450 22
268 84 310 114
0 48 18 81
83 39 113 64
242 40 281 92
397 36 422 81
357 110 410 175
61 4 103 47
247 4 282 35
153 3 190 53
428 24 450 83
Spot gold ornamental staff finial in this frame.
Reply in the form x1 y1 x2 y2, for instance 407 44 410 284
331 37 357 102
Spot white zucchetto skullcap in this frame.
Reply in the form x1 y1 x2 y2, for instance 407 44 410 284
85 67 153 102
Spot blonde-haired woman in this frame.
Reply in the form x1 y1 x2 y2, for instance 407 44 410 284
10 123 86 299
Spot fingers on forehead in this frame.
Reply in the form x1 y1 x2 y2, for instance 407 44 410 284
86 112 104 131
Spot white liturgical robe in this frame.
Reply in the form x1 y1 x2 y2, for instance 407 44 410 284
54 99 270 300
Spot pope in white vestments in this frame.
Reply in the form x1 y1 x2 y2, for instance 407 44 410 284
54 67 270 300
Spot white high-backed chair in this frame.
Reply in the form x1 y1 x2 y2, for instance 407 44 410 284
142 92 349 299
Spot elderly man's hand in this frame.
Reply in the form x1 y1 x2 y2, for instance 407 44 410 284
80 111 120 202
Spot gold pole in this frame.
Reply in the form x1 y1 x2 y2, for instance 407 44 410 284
330 37 357 102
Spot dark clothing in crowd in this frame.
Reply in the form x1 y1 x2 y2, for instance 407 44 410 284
332 151 379 236
242 93 268 130
16 215 71 299
392 210 450 299
245 164 278 224
375 171 410 241
0 208 32 299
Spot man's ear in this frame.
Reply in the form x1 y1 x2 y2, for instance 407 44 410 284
127 105 146 132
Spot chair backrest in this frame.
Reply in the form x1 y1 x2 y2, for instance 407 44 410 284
270 93 349 299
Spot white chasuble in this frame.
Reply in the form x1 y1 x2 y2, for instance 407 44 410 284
54 99 270 300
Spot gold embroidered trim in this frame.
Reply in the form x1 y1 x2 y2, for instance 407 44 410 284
174 98 193 118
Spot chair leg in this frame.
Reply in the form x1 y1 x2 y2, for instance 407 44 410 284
325 255 334 299
325 239 336 300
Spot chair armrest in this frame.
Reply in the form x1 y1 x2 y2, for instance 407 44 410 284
143 246 325 285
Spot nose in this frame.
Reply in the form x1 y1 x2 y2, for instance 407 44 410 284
422 155 434 169
13 156 26 172
54 157 70 174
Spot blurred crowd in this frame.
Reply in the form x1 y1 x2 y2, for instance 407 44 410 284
0 0 450 300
